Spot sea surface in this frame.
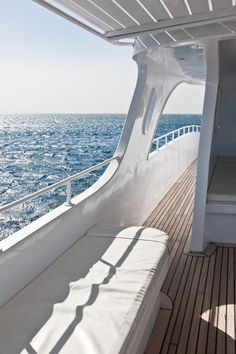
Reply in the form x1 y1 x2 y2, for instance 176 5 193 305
0 114 201 239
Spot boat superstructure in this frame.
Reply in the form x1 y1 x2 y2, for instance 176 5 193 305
1 1 236 353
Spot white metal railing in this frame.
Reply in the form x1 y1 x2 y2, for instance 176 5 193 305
152 125 200 151
0 156 119 214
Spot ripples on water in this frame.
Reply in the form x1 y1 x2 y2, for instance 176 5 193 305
0 113 201 239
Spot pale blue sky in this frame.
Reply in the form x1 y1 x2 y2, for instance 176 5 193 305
0 0 204 114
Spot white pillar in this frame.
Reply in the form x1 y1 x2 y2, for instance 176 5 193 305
191 39 219 252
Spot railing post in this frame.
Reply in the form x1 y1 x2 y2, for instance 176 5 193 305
172 132 174 141
165 135 167 145
65 180 72 206
156 139 159 151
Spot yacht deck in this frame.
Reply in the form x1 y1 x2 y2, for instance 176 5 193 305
144 160 236 354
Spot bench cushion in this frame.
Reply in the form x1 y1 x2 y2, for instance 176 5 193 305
0 225 169 354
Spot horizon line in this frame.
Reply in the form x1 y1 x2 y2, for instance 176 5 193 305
0 112 203 115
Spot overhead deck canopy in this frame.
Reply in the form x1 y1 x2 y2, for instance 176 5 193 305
34 0 236 49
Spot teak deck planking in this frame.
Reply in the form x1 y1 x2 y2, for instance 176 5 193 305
144 160 236 354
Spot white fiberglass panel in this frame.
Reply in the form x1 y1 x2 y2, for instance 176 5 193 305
212 0 233 10
186 23 230 37
114 0 155 24
143 89 157 134
140 34 158 47
187 0 210 14
168 29 192 41
138 0 170 21
152 32 174 44
88 0 137 28
72 0 123 29
47 0 113 31
223 20 236 31
161 0 189 17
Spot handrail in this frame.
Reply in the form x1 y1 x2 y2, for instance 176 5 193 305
152 125 200 151
0 156 119 213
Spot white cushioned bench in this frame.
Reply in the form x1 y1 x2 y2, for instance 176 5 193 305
0 225 169 354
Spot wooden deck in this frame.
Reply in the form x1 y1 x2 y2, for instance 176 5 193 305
144 160 236 354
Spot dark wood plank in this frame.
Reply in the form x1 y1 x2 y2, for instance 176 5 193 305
167 344 177 354
185 256 209 353
164 202 194 298
216 247 228 354
146 162 196 229
145 309 172 354
206 247 222 354
175 258 203 354
161 257 197 353
226 248 235 354
196 251 216 354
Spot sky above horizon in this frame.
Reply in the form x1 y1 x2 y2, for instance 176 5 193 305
0 0 205 114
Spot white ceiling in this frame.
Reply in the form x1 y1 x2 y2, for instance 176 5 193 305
34 0 236 48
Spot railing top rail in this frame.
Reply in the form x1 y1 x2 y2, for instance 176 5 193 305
152 125 200 143
0 155 119 214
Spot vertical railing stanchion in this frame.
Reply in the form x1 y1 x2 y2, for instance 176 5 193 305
156 139 159 151
65 180 72 206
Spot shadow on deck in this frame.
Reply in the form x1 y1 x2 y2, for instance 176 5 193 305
144 160 236 354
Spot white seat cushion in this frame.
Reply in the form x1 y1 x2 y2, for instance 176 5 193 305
0 225 169 354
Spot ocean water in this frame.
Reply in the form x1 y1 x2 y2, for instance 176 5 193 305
0 113 201 239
